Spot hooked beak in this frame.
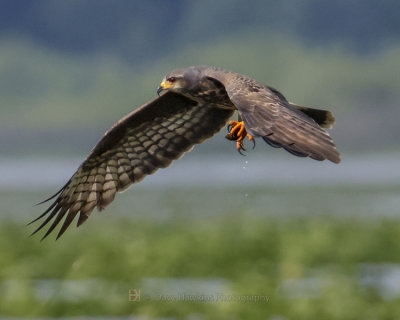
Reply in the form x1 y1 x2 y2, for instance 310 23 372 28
157 80 174 96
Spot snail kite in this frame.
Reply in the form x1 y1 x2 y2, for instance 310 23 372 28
30 65 341 239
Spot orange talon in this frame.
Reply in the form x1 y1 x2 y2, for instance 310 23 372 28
225 121 255 154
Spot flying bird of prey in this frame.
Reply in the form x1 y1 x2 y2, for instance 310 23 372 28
30 65 341 239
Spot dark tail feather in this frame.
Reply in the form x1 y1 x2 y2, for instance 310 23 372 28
290 104 336 129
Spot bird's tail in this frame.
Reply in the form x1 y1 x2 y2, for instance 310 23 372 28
290 104 336 129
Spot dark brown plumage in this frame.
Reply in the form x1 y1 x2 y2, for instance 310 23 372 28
31 65 340 239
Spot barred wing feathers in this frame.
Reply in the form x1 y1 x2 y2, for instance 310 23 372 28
31 92 234 239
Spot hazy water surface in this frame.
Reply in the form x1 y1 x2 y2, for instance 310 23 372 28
1 153 398 189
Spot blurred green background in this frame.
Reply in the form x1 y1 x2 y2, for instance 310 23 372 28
1 1 400 319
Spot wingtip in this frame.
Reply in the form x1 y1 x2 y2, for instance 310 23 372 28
332 155 342 164
328 151 341 164
34 184 66 206
56 232 64 240
55 226 68 240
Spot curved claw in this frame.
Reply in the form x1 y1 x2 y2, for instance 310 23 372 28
238 146 246 156
249 136 256 150
236 141 247 156
225 132 237 141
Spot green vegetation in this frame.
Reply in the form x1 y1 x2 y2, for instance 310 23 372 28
1 185 400 319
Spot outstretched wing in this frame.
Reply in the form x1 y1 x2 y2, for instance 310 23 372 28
224 81 341 163
31 92 234 239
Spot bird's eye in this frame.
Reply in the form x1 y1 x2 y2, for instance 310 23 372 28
167 77 177 83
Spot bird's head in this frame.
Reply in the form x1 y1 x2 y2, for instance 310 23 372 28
157 66 206 96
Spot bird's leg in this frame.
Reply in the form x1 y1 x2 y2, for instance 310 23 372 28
225 120 255 154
